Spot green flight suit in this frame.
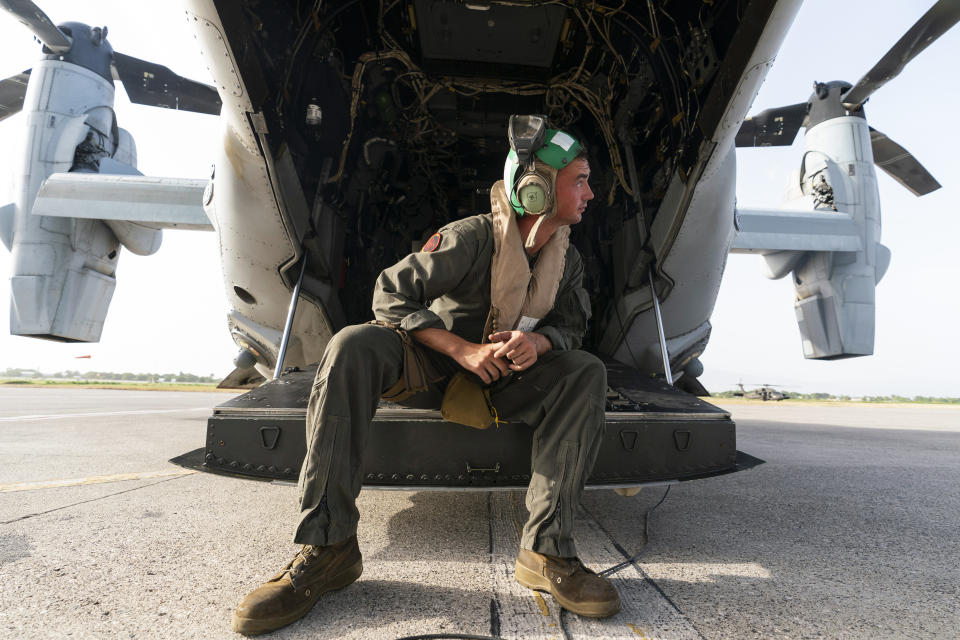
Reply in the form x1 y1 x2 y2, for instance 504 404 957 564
295 213 606 558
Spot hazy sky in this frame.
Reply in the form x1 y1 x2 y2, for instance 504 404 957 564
0 1 957 396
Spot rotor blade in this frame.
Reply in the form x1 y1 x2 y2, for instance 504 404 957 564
869 126 941 196
0 69 30 123
113 52 222 116
843 0 960 109
735 102 807 147
0 0 71 52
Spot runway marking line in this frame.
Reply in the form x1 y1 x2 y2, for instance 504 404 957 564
0 469 197 493
0 407 210 422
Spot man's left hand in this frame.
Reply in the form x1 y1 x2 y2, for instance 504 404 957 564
489 330 546 371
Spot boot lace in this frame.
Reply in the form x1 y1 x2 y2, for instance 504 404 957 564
284 545 321 590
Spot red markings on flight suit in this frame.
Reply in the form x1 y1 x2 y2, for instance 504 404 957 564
421 232 442 252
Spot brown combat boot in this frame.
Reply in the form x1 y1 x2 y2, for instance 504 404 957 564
231 535 363 636
515 548 621 618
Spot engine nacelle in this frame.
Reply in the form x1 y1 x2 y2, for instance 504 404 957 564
7 60 122 342
2 18 217 344
733 111 892 359
791 116 884 359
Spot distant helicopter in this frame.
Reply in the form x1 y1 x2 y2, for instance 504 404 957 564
733 382 791 402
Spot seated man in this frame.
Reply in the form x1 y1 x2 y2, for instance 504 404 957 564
232 118 620 635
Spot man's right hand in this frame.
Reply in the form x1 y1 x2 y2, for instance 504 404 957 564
453 342 511 384
411 327 510 384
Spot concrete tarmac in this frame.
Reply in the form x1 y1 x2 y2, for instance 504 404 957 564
1 388 958 639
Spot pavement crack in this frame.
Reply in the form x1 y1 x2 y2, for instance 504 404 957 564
1 475 190 526
488 597 501 639
486 492 503 639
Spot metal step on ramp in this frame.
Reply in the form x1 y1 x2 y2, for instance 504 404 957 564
194 359 761 489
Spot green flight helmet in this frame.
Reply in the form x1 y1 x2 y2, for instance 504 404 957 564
503 118 584 216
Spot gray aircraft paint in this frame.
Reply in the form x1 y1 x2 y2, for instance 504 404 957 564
187 0 336 381
6 58 125 342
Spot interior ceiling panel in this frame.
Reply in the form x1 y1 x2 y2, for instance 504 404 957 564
413 0 566 67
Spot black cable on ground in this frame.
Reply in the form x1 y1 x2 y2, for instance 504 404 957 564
595 484 672 577
558 607 574 640
556 484 672 640
396 486 672 640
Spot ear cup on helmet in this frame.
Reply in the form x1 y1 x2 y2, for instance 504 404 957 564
516 172 550 215
518 184 546 213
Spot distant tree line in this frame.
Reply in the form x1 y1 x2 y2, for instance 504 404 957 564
2 368 219 383
859 395 960 404
714 389 959 404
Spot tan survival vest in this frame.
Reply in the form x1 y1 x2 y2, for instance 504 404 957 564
482 180 569 340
